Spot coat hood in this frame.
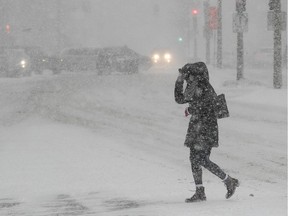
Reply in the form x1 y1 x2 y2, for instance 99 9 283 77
180 62 209 81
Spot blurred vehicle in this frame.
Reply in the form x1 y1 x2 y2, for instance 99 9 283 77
60 46 151 74
20 46 47 74
59 48 100 72
99 46 138 74
151 48 172 66
0 46 31 77
98 46 151 74
21 46 62 75
0 46 62 77
138 55 153 71
41 55 63 74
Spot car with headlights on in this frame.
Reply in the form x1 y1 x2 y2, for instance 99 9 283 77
0 47 31 77
151 48 172 66
18 46 46 74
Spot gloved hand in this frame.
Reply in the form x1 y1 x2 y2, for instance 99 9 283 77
184 107 190 117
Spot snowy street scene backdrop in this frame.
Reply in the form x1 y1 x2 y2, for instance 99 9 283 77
0 0 287 215
0 67 286 215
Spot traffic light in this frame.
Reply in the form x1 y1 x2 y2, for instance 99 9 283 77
5 24 10 33
192 9 198 15
178 37 183 42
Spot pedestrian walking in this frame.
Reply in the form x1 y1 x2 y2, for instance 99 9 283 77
174 62 239 202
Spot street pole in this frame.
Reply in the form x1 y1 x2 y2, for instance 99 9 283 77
192 11 198 61
204 1 211 65
237 32 244 80
235 0 246 80
56 0 62 53
217 0 222 68
206 28 211 64
272 0 282 89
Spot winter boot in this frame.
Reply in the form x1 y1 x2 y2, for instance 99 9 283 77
185 186 207 203
224 176 239 199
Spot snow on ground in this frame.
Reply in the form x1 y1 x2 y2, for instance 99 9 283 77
0 65 286 216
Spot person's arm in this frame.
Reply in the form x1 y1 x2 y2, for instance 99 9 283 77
174 74 187 104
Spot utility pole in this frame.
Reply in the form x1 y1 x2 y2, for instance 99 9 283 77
234 0 247 80
0 0 9 45
56 0 62 52
217 0 222 68
204 1 211 65
269 0 283 89
192 9 199 61
237 31 244 80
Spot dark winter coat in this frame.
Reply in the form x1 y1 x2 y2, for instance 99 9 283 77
175 62 218 150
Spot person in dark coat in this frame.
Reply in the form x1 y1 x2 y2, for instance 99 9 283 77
174 62 239 202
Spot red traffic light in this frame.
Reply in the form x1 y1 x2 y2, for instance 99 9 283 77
6 24 10 33
192 9 198 15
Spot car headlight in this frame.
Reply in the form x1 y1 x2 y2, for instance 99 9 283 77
164 53 171 63
152 54 160 63
20 60 27 68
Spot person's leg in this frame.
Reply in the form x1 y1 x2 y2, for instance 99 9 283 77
200 149 227 180
186 148 206 202
190 149 203 187
200 148 239 199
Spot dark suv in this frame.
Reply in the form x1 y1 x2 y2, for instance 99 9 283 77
59 46 151 74
97 46 152 74
60 48 100 72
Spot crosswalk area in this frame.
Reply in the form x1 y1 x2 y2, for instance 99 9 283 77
0 193 148 216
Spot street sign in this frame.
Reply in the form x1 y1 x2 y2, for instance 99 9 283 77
209 7 218 30
267 11 287 31
233 13 248 33
236 0 246 13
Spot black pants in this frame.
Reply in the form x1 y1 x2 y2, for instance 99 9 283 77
189 147 226 186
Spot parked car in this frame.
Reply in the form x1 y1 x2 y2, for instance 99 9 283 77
0 46 31 77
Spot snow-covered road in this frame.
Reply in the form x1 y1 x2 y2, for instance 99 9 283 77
0 67 286 215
